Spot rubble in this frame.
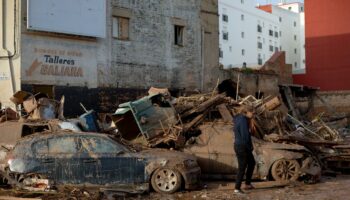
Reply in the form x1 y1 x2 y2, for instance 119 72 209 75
107 83 350 175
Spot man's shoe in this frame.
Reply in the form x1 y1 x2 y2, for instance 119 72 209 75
234 189 245 194
243 184 255 190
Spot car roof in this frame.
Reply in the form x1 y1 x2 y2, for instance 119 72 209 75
18 130 109 144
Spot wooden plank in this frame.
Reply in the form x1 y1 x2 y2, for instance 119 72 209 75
217 104 233 122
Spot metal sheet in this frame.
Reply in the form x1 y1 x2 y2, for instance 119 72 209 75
27 0 106 38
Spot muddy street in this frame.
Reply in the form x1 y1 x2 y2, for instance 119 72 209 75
0 175 348 200
146 175 349 200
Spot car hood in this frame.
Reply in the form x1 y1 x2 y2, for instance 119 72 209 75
259 142 308 151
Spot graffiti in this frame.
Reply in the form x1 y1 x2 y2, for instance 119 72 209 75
27 48 84 78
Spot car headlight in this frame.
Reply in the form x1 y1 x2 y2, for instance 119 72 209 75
183 159 197 168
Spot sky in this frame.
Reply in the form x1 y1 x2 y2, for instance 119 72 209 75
255 0 304 5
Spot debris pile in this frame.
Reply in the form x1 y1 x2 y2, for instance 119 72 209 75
173 91 346 144
10 91 64 120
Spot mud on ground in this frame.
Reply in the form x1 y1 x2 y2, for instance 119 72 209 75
0 175 349 200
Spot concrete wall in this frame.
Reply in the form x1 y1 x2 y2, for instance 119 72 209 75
0 0 21 108
228 69 280 97
313 91 350 115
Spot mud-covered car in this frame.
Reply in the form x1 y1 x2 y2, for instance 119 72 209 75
4 131 200 194
184 123 321 182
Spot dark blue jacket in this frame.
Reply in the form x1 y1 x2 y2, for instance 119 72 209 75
233 114 253 151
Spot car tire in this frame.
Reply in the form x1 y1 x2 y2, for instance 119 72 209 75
151 167 182 194
271 159 300 182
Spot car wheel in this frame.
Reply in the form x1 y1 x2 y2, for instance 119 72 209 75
271 159 300 181
151 168 182 194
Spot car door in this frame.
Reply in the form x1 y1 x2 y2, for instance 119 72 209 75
79 135 146 186
47 136 82 184
31 138 55 179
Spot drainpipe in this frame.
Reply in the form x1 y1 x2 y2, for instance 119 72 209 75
0 0 6 54
0 0 17 94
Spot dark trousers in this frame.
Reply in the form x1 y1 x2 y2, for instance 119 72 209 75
234 146 256 190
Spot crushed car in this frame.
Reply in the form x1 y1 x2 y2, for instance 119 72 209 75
184 123 321 182
3 131 200 194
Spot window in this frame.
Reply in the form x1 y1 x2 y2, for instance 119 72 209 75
258 54 262 65
279 31 282 37
280 46 282 51
294 62 298 67
112 16 130 40
222 14 228 22
241 0 244 3
258 42 263 49
80 136 123 154
275 47 279 52
269 45 274 52
301 7 304 12
294 35 297 40
279 17 282 22
294 48 297 54
241 32 245 38
241 14 244 21
242 49 245 56
48 137 78 154
229 46 232 52
303 59 305 64
174 25 184 46
219 49 223 58
294 21 297 27
269 30 273 36
223 32 229 40
275 31 278 38
257 25 262 33
288 7 292 10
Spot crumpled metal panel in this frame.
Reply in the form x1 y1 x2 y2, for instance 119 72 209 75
114 94 178 141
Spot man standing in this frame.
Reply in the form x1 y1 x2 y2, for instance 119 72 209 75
233 106 256 194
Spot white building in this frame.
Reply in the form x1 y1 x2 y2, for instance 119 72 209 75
218 0 305 74
274 2 306 74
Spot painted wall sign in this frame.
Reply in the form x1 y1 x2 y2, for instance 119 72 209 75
21 37 99 88
26 48 84 78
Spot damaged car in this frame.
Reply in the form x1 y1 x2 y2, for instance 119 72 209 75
4 131 200 194
184 123 321 182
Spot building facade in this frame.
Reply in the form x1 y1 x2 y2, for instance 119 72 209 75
293 0 350 91
219 0 305 73
0 0 220 115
